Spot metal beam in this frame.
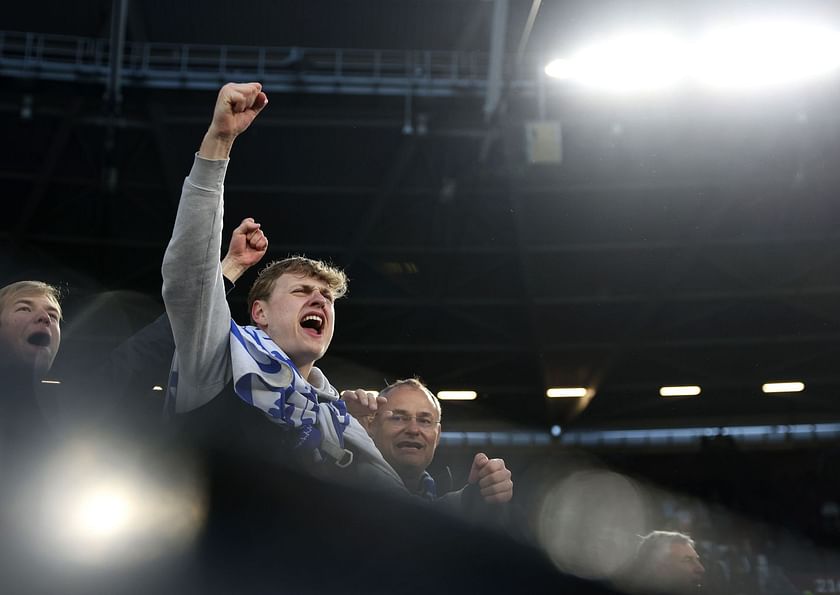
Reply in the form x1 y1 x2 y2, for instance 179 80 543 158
6 230 840 260
515 0 542 63
328 332 840 352
104 0 129 114
0 31 504 98
345 286 840 305
484 0 508 121
2 166 831 199
58 332 840 353
480 0 541 162
0 102 493 137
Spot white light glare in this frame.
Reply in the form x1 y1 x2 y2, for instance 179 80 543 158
26 440 207 568
546 387 591 398
545 32 687 92
70 482 135 539
437 390 478 401
695 21 840 89
545 21 840 91
659 385 701 397
544 59 575 80
536 470 648 580
762 381 805 394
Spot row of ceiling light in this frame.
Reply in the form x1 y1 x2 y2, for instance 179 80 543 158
430 382 806 400
361 382 806 401
46 382 807 400
549 382 807 398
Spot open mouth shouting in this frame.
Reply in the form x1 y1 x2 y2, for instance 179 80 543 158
27 331 52 348
299 313 326 337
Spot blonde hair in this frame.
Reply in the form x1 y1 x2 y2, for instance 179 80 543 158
0 280 62 320
247 256 348 319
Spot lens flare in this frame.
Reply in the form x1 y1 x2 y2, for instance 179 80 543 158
536 469 649 580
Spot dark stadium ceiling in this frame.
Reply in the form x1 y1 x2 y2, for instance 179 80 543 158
3 0 840 433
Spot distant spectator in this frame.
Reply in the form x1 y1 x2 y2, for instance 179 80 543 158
624 531 705 595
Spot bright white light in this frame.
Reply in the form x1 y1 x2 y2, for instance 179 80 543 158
695 21 840 90
545 21 840 92
19 439 207 568
659 385 701 397
762 381 805 394
152 385 164 391
70 482 135 539
551 425 563 437
545 59 575 80
437 390 477 401
546 387 591 398
536 470 648 580
545 32 688 92
41 379 61 384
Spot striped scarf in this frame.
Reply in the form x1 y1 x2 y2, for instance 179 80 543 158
229 321 353 466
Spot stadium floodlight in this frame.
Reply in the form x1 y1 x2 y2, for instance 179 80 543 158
437 390 478 401
545 20 840 93
544 58 575 80
693 21 840 90
544 31 688 92
546 387 591 398
659 385 701 397
762 381 805 394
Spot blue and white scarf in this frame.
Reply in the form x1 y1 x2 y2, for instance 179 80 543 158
229 321 354 467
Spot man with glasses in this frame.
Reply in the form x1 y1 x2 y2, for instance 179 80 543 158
342 378 513 504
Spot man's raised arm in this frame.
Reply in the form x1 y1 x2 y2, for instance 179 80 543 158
161 83 267 413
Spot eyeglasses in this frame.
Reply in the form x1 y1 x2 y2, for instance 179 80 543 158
382 412 440 429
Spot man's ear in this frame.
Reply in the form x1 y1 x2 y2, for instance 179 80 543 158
251 300 268 328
